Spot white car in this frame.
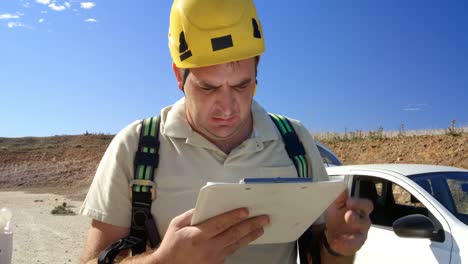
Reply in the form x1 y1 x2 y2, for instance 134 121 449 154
326 164 468 264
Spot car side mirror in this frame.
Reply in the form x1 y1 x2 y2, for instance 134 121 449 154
462 183 468 193
392 214 443 242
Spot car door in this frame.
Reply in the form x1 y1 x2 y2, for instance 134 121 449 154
347 172 452 264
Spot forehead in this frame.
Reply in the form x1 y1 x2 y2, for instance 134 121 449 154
190 57 256 75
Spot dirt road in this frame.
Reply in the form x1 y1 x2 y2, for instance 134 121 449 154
0 191 90 264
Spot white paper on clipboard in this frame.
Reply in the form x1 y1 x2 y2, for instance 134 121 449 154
190 180 346 244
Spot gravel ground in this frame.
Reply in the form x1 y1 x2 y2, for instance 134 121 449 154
0 191 90 264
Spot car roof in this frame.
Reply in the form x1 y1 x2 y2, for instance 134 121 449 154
326 163 468 176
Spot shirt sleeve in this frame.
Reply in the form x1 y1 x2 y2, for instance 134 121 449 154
79 120 142 227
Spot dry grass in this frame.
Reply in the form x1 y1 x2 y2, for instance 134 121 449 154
313 126 468 144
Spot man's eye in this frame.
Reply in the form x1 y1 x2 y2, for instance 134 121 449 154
200 86 214 91
236 84 249 90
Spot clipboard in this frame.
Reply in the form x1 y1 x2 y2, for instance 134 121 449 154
191 178 346 244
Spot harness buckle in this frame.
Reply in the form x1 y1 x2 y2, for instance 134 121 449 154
129 179 157 201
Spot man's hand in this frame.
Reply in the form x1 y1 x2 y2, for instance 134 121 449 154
151 208 269 264
324 189 373 256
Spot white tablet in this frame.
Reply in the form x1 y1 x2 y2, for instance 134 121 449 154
190 179 346 244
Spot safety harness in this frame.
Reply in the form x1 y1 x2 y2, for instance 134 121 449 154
98 113 318 264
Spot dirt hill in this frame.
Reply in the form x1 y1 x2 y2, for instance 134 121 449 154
0 135 112 199
323 134 467 168
0 133 467 199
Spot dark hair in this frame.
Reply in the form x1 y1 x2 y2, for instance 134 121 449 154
180 56 260 91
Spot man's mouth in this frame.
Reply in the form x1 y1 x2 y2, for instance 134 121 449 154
212 116 236 124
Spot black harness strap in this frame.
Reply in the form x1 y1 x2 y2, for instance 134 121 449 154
97 236 142 264
98 116 161 264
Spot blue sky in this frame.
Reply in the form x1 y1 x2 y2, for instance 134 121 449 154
1 1 467 137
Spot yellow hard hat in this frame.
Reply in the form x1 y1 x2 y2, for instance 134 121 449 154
168 0 265 68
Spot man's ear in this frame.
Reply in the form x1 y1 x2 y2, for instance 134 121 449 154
172 63 183 91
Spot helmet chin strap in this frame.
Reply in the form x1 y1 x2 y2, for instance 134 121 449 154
181 69 190 92
254 79 258 96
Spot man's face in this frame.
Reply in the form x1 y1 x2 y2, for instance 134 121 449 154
180 57 257 147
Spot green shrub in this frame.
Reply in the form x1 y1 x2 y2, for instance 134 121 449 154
51 202 75 215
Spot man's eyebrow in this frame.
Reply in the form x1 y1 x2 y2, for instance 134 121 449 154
195 80 221 89
229 78 252 88
194 78 252 88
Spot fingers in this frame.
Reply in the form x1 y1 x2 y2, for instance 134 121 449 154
327 229 367 256
171 208 196 229
325 195 373 256
161 208 269 263
346 197 373 216
195 208 250 239
215 215 269 250
341 198 372 232
222 226 265 256
330 189 349 210
344 209 371 233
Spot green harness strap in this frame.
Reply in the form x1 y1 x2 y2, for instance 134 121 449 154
133 116 160 193
129 116 161 252
269 113 309 178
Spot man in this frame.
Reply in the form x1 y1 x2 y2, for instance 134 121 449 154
80 0 373 263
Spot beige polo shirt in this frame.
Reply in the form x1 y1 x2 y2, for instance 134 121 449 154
80 98 328 264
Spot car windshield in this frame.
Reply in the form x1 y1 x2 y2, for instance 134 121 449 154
316 143 341 166
410 172 468 226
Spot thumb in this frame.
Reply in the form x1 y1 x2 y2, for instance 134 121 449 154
171 208 195 229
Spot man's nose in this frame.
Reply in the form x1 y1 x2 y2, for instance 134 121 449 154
215 87 236 114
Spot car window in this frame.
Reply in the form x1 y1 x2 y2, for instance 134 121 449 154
411 172 468 225
392 183 425 208
352 176 434 228
447 179 468 215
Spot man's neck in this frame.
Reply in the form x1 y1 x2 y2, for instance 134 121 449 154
210 116 253 154
185 112 254 154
